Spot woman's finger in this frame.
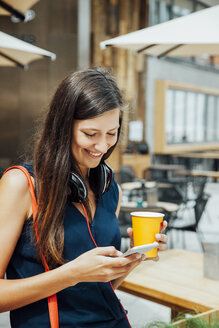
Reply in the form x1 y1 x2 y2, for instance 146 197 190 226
126 227 133 237
145 255 159 262
126 227 134 248
158 243 167 251
152 256 159 262
94 246 123 257
155 233 168 243
160 220 167 233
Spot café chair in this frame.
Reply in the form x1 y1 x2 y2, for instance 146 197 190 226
157 183 186 207
118 210 132 252
143 164 186 182
167 193 210 249
187 175 208 200
115 164 137 184
145 206 173 225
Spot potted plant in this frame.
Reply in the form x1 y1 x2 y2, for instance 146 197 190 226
144 309 219 328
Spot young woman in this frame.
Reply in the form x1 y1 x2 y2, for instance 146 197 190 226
0 68 167 327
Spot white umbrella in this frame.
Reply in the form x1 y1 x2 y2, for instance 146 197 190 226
0 0 39 21
100 5 219 57
0 31 56 69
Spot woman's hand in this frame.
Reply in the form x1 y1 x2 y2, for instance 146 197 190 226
64 246 145 286
126 220 168 262
64 222 168 288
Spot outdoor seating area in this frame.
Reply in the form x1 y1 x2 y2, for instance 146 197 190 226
117 163 211 252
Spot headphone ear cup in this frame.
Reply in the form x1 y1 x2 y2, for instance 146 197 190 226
68 172 88 203
89 162 114 195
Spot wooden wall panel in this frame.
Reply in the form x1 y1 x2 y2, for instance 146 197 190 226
0 0 78 168
0 65 20 159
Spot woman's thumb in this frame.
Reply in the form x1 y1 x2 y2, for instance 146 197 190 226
96 246 122 257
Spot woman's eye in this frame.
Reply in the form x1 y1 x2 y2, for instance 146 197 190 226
108 132 117 136
84 132 95 137
84 131 117 137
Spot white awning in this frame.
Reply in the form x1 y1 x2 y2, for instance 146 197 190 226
100 5 219 57
0 31 56 68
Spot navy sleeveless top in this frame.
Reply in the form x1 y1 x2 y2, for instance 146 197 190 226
6 164 131 328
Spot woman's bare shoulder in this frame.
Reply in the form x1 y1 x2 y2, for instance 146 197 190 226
0 168 29 192
0 168 33 221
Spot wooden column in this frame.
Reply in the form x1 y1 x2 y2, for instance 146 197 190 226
90 0 150 172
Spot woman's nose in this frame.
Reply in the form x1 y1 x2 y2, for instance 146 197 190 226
94 138 109 154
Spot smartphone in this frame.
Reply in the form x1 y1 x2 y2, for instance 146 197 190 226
123 241 159 257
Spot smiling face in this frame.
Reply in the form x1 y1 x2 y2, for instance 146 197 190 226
71 108 120 177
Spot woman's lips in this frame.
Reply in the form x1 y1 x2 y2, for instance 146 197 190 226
85 149 103 159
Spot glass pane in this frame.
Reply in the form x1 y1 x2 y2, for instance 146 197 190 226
150 0 161 25
206 95 215 141
172 0 192 18
174 0 193 11
217 97 219 140
165 89 174 144
213 96 217 141
159 1 171 23
174 90 185 143
185 92 196 142
196 93 205 142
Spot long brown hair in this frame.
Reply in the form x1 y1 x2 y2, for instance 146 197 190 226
33 68 124 268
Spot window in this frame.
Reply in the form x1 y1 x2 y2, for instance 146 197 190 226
166 89 219 144
154 80 219 153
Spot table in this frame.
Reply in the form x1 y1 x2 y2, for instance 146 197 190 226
143 164 186 181
173 151 219 160
172 151 219 173
119 249 219 317
120 201 179 213
121 181 157 191
175 168 219 181
185 169 219 179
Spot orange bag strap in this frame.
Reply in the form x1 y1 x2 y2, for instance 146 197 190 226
4 166 59 328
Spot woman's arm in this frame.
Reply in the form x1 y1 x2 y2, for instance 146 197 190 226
0 170 140 312
0 169 72 311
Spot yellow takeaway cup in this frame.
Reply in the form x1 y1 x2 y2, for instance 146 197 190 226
131 211 165 258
